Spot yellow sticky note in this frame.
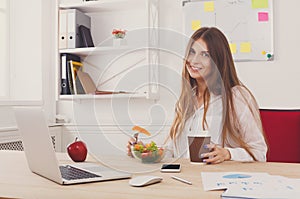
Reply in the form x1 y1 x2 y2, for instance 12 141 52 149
191 20 201 31
252 0 268 9
204 1 215 12
240 42 251 53
229 43 237 54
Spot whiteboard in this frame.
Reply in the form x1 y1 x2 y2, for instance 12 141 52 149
183 0 274 61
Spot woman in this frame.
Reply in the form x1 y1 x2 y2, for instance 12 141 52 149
167 27 267 164
128 27 267 164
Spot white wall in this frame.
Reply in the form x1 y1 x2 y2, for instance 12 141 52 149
0 1 9 99
9 0 43 101
234 0 300 109
0 0 44 132
0 0 56 131
158 0 300 109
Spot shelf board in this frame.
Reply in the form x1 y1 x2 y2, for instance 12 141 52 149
59 46 134 56
0 100 43 106
59 92 147 100
60 0 147 13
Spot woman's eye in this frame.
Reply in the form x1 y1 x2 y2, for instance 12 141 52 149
201 52 209 57
189 49 195 55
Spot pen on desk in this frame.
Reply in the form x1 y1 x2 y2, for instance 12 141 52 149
171 176 192 185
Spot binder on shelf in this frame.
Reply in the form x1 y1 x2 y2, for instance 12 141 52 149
59 10 68 49
69 60 83 94
66 9 91 49
76 71 130 95
75 76 86 94
79 25 94 47
60 53 81 95
60 55 69 94
66 61 75 94
76 71 97 94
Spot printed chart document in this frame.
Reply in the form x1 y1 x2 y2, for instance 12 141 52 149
201 172 300 199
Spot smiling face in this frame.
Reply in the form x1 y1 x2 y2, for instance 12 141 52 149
186 38 212 82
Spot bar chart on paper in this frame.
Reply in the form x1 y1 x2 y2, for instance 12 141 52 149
183 0 274 61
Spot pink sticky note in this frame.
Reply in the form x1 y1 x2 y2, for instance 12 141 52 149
258 12 269 22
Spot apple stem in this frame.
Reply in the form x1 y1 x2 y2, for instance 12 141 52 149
75 137 78 142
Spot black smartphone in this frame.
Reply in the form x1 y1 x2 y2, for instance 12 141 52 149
160 164 181 173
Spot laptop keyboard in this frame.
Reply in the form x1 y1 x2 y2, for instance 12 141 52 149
59 165 101 180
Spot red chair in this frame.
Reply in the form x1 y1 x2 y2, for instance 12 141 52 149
260 109 300 163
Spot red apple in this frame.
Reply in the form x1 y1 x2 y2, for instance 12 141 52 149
67 137 87 162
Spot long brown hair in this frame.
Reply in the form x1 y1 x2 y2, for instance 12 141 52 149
169 27 265 160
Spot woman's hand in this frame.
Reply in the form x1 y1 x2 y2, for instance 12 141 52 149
126 138 135 157
201 144 231 164
126 139 143 157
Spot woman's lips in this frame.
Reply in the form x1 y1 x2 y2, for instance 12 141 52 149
191 66 202 71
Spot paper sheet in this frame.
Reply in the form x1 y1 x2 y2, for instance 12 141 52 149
201 172 300 199
201 172 270 191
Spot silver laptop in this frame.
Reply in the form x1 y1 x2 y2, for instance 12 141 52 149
14 106 131 185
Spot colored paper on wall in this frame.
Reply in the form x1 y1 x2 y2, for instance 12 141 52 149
252 0 268 9
240 42 251 53
229 43 237 54
191 20 201 30
258 12 269 22
204 1 215 12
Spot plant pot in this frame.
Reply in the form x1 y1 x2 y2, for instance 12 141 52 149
113 38 127 46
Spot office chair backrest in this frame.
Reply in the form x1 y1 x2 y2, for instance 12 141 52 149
260 109 300 163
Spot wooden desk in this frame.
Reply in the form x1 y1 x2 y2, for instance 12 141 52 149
0 151 299 199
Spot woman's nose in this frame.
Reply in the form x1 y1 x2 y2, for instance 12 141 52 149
190 54 202 66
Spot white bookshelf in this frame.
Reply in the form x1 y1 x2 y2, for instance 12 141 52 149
59 46 134 56
59 92 147 100
59 0 147 12
57 0 159 100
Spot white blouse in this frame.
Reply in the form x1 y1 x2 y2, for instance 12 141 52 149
166 86 267 162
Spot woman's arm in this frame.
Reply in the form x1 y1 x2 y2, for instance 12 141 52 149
202 86 267 163
227 86 267 162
